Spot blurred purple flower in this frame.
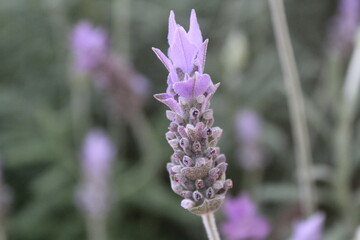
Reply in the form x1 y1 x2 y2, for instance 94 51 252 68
221 194 270 240
236 110 261 143
329 0 360 53
81 129 115 178
153 10 215 100
289 212 325 240
70 21 151 117
76 129 115 219
235 110 264 170
71 21 108 72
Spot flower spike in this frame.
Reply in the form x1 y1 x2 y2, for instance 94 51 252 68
153 10 232 215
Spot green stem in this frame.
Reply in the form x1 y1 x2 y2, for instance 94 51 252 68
0 223 7 240
86 216 107 240
44 0 91 140
107 109 123 149
111 0 131 60
201 213 221 240
70 75 91 140
267 0 315 216
243 168 264 200
335 30 360 231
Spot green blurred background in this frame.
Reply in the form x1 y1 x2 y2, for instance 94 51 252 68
2 0 360 239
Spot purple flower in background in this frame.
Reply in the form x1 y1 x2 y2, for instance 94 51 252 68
81 129 115 178
236 110 261 143
70 21 151 117
235 110 264 170
328 0 360 53
221 194 270 240
71 21 108 71
153 10 232 215
76 129 115 219
289 212 325 240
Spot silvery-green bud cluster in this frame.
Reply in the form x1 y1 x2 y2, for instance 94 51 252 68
165 92 233 215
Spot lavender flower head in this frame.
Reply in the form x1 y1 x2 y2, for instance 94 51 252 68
328 0 360 53
70 21 151 117
289 212 325 240
76 129 115 219
71 21 108 72
221 194 270 240
153 10 232 215
235 110 264 170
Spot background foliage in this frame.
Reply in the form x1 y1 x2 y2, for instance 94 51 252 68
1 0 359 239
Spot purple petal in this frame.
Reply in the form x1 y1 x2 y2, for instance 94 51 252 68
167 74 173 85
152 47 172 71
71 21 108 71
290 212 325 240
252 217 271 238
154 93 181 113
81 129 115 178
168 27 197 73
196 39 208 73
224 194 257 220
235 110 262 143
166 75 177 95
168 10 177 45
181 199 195 209
188 9 203 46
206 82 219 95
192 74 211 96
168 64 180 83
221 193 271 240
173 73 211 98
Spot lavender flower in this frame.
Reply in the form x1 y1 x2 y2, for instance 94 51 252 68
328 0 360 53
221 194 270 240
71 21 108 72
76 129 115 219
95 55 151 116
153 10 232 215
235 110 264 170
70 21 151 117
289 212 325 240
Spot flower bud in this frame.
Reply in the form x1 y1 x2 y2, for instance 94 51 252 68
192 141 202 153
206 187 215 199
193 191 203 202
195 179 205 189
182 156 194 167
180 191 193 199
181 199 195 209
190 107 200 120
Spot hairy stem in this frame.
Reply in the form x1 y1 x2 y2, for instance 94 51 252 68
335 30 360 230
201 213 221 240
0 224 6 240
111 0 131 60
86 217 107 240
267 0 315 216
